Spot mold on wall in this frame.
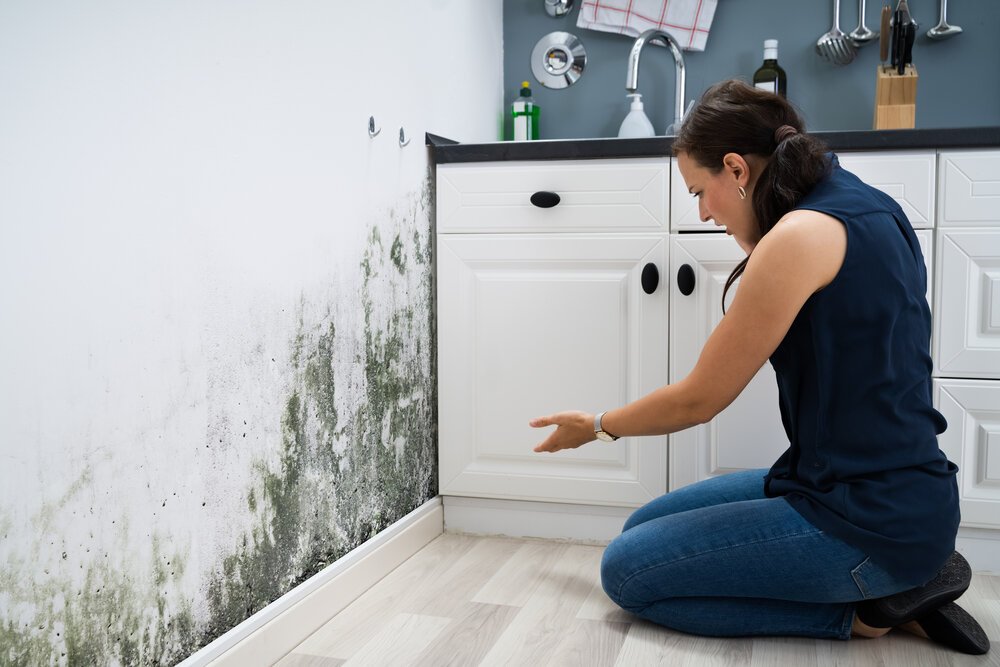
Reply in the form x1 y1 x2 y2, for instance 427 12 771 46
0 186 437 665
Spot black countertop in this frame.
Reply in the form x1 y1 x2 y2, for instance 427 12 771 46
427 127 1000 164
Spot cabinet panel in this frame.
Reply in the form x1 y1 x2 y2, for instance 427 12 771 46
934 379 1000 529
939 150 1000 227
668 235 788 489
437 234 668 506
438 159 668 234
837 151 935 228
670 151 935 231
934 229 1000 378
669 161 707 232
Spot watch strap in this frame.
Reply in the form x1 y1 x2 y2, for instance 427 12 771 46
594 411 619 441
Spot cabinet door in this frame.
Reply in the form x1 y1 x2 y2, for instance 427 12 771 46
939 150 1000 227
934 379 1000 529
437 234 668 506
934 229 1000 378
668 234 788 489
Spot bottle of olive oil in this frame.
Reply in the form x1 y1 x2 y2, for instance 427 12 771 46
753 40 787 98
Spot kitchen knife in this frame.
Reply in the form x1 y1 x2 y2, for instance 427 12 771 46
880 4 891 66
896 0 914 73
902 16 916 68
889 9 902 68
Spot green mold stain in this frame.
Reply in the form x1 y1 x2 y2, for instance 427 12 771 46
199 183 437 648
1 507 196 666
0 181 438 664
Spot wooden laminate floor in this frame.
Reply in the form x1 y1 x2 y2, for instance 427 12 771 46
278 534 999 667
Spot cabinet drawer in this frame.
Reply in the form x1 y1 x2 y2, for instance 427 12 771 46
437 158 668 233
836 151 935 228
934 229 1000 378
934 379 1000 530
939 150 1000 227
670 151 935 231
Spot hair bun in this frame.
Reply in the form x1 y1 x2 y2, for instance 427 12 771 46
774 125 798 144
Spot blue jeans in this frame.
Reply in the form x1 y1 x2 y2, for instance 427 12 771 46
601 469 913 639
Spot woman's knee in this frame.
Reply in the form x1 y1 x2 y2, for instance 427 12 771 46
601 533 657 610
600 536 629 606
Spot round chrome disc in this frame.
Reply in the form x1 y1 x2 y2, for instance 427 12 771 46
531 31 587 89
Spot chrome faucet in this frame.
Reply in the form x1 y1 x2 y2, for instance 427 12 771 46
625 29 687 135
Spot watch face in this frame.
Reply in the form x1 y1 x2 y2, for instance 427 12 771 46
596 431 615 442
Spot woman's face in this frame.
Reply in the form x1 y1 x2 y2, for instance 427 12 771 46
676 151 761 254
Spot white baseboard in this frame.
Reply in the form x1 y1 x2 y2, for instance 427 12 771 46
442 495 633 544
178 497 444 667
444 496 1000 575
957 526 1000 575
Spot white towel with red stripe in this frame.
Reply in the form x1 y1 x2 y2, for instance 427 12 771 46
576 0 718 51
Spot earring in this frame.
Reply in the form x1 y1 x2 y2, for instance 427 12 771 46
738 185 747 200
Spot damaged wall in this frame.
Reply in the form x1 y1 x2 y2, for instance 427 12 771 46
0 1 503 664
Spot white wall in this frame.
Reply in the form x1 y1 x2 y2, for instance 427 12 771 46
0 1 502 663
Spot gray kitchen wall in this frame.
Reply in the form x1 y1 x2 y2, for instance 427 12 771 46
503 0 1000 139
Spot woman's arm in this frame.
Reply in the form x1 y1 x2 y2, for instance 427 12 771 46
531 209 847 453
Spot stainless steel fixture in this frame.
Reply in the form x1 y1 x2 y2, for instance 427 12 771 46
816 0 857 65
531 31 587 89
849 0 879 44
625 29 686 135
544 0 574 18
927 0 962 39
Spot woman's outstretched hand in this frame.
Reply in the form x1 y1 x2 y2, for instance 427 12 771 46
530 411 596 453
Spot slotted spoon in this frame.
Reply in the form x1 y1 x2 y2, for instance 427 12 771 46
816 0 858 65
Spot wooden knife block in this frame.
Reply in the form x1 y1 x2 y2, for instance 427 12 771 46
873 65 918 130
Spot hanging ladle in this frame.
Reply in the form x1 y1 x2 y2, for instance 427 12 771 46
849 0 879 45
927 0 962 40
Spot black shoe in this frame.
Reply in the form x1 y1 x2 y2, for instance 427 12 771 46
915 601 990 655
856 551 971 628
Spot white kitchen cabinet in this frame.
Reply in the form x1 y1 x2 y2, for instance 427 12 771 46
668 234 787 489
934 149 1000 379
932 150 1000 538
436 159 670 507
938 150 1000 227
934 380 1000 530
934 229 1000 378
668 213 934 490
836 151 936 228
669 150 936 232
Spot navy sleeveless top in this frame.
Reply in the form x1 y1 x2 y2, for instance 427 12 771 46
763 154 960 587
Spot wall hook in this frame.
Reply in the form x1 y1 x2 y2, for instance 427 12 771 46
398 127 410 147
368 116 380 138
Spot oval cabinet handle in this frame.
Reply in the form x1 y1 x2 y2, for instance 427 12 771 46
677 264 696 296
641 263 659 295
530 191 561 208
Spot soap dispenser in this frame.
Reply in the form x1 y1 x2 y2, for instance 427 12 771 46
617 93 655 138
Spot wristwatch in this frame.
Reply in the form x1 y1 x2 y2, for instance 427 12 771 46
594 411 619 442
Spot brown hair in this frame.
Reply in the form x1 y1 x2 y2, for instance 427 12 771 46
672 79 830 312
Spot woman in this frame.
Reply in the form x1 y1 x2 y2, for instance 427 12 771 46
530 80 988 655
